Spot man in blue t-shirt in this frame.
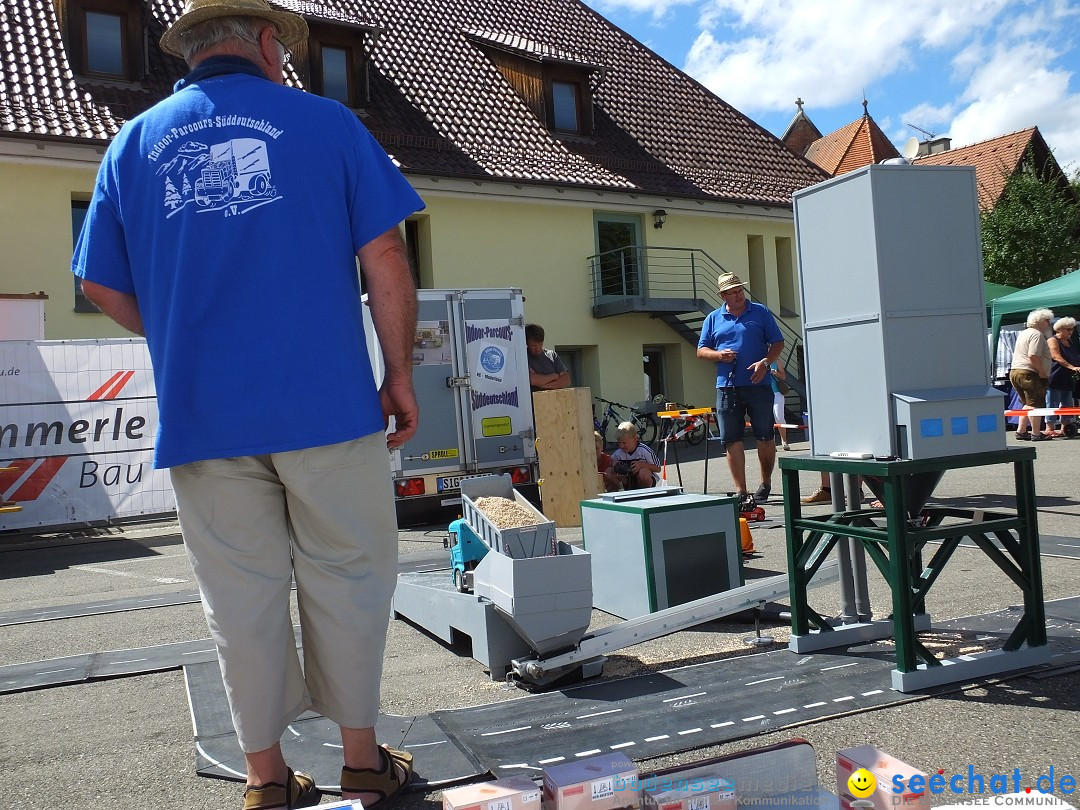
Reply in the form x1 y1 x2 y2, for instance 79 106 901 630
697 272 784 506
71 1 423 807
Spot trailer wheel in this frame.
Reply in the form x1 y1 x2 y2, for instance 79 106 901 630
453 568 466 593
1064 423 1078 438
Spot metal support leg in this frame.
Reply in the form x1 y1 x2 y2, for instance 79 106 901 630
1014 457 1047 648
845 473 873 622
782 466 810 636
831 472 857 623
884 474 917 673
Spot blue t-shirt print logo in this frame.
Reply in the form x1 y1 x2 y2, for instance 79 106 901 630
480 346 505 374
159 136 282 219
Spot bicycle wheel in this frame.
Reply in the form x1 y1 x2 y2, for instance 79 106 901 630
636 415 658 445
684 419 707 445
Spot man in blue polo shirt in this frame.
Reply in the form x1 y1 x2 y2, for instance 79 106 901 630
697 272 784 505
72 0 424 807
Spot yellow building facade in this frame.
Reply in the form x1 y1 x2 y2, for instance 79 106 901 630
1 148 802 413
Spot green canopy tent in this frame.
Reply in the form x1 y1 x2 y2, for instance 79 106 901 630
984 280 1020 303
990 270 1080 360
983 281 1020 326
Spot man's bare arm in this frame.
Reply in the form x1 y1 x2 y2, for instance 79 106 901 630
80 280 145 336
358 227 419 448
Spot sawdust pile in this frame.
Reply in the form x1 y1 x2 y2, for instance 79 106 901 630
473 496 540 529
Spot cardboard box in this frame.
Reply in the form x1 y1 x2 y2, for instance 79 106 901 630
542 754 639 810
643 776 736 810
837 745 930 810
443 776 543 810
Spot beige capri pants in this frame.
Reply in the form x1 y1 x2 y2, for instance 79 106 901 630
170 432 397 753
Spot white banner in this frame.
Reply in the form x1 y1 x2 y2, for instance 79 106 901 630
0 339 174 531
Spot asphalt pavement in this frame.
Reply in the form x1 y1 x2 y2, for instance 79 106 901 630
1 431 1078 809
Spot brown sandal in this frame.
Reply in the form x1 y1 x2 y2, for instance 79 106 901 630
340 744 414 807
242 768 321 810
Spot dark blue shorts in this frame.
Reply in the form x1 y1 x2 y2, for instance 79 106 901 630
715 385 774 445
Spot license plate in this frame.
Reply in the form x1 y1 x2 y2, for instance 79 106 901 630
437 475 462 493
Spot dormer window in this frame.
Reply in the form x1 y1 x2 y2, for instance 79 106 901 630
320 44 353 105
66 0 144 81
302 20 381 109
84 10 125 75
551 80 581 133
467 30 606 137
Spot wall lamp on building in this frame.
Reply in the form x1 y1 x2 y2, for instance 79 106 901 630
652 209 668 229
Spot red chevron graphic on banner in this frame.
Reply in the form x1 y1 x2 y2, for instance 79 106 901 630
2 370 138 504
6 457 68 502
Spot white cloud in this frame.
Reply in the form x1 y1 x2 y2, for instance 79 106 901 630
894 101 956 143
682 0 1012 113
946 39 1080 171
588 0 1080 172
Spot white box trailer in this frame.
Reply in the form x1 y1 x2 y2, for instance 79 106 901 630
366 288 540 526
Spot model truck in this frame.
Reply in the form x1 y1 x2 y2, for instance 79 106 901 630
365 288 541 526
445 473 556 592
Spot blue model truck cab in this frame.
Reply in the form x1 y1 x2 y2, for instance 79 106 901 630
445 517 488 592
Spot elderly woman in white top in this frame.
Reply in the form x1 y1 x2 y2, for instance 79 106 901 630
1009 308 1054 441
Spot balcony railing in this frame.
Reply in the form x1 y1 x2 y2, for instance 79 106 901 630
586 245 804 385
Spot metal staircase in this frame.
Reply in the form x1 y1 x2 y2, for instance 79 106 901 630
587 245 807 409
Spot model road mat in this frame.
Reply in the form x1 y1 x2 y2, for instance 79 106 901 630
184 596 1080 789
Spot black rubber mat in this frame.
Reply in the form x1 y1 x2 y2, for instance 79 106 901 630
187 660 485 789
180 595 1080 789
431 645 914 775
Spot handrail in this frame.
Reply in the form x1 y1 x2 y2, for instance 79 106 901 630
586 245 804 379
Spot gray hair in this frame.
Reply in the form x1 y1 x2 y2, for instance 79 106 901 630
1027 308 1055 328
178 15 269 63
615 421 638 439
1054 316 1077 332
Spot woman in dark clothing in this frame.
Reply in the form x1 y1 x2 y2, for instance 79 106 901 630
1047 317 1080 434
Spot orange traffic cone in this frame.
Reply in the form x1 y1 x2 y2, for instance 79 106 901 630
740 517 756 555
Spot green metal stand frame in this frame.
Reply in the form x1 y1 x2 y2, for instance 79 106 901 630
779 449 1048 688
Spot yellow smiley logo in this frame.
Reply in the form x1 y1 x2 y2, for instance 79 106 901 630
848 768 877 799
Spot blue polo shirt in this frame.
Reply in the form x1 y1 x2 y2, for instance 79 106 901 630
73 58 425 468
698 301 784 387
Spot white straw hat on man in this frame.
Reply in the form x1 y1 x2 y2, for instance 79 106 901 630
160 0 308 58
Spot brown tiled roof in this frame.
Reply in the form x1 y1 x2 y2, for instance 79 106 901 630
803 111 900 176
914 127 1041 211
1 0 827 205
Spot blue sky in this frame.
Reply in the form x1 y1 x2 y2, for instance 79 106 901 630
582 0 1080 173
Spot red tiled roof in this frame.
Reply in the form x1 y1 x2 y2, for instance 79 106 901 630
803 113 900 176
914 127 1039 211
1 0 827 205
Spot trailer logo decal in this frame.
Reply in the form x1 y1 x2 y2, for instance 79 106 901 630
424 448 459 461
481 416 512 437
471 389 519 410
479 346 505 374
465 324 514 343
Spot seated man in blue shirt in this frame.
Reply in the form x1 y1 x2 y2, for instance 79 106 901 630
697 273 784 505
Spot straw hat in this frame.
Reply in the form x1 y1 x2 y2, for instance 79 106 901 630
717 272 747 293
160 0 308 58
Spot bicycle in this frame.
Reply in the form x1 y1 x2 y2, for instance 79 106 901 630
660 401 710 446
594 397 659 448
